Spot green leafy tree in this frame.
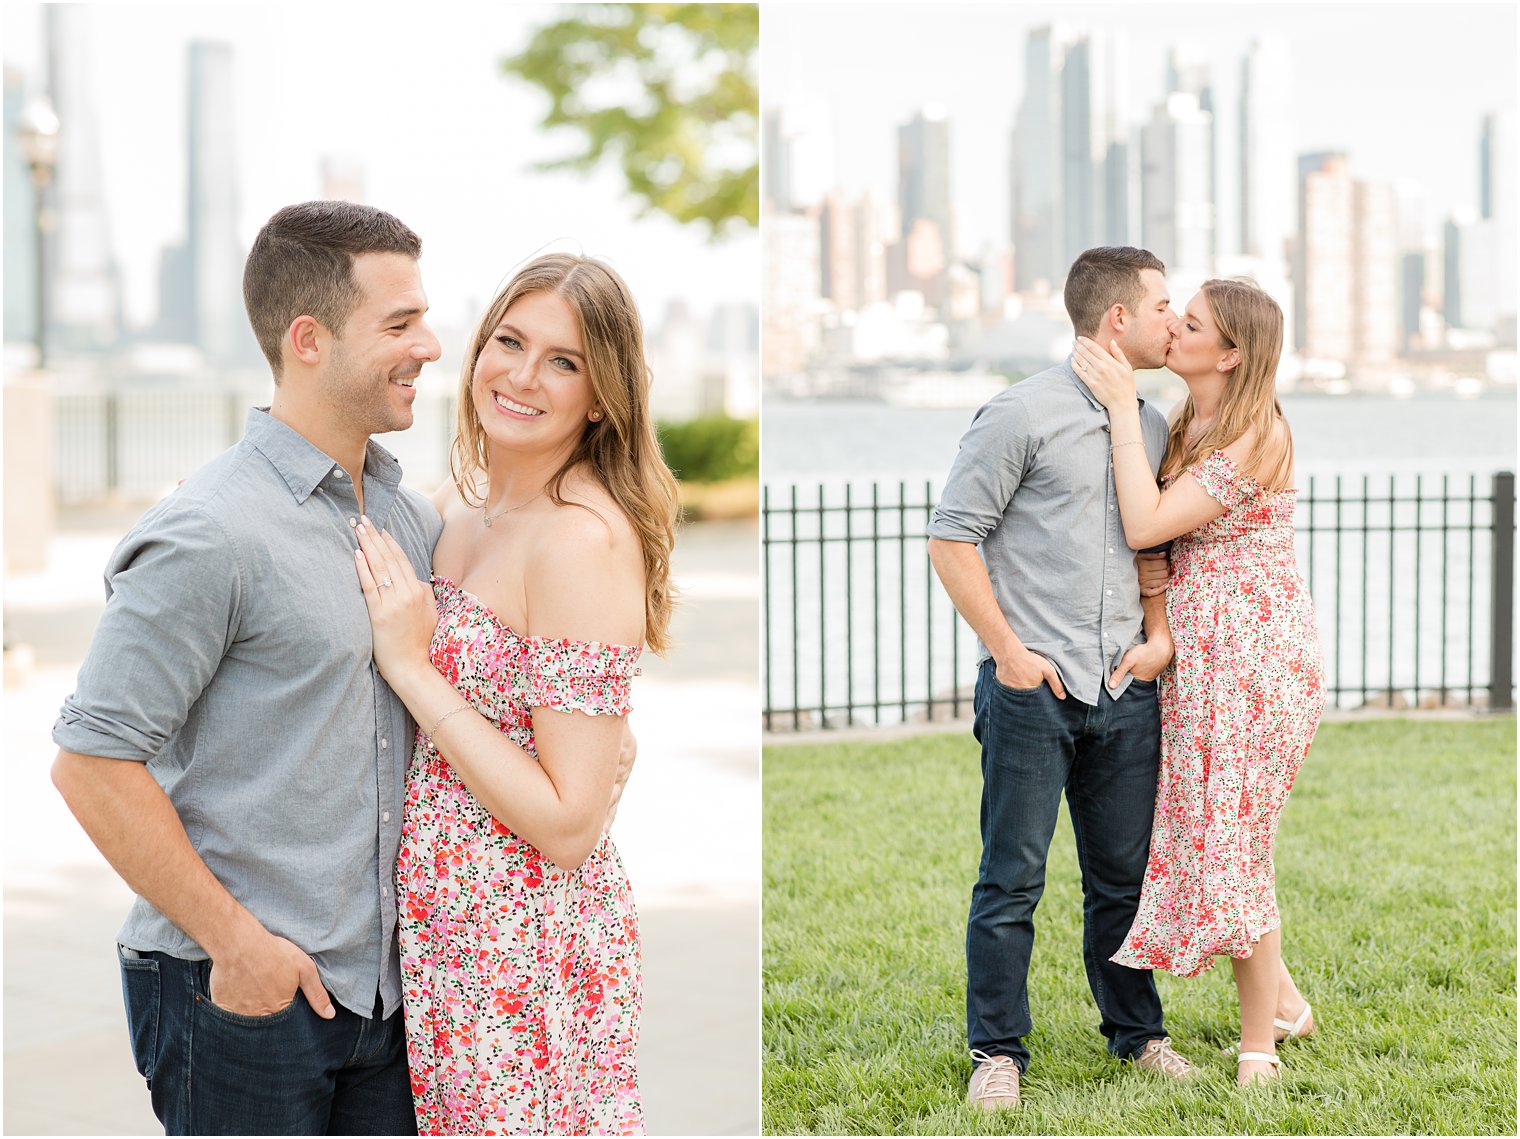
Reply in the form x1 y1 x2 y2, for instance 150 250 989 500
503 3 758 239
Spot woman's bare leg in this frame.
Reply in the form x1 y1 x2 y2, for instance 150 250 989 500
1274 956 1315 1039
1231 928 1281 1085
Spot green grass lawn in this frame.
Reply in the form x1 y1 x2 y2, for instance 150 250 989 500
763 718 1517 1136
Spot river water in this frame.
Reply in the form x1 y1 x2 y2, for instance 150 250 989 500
762 391 1517 484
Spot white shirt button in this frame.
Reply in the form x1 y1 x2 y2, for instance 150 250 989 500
1106 589 1113 596
380 738 388 749
348 516 358 527
1108 503 1114 511
383 811 391 823
333 467 344 479
1108 547 1116 554
382 884 390 896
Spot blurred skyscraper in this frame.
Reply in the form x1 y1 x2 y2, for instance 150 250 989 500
1296 152 1398 365
1012 27 1136 286
3 66 39 350
1480 109 1516 343
1239 38 1294 275
762 208 821 377
1012 24 1069 291
897 106 952 256
186 40 246 365
1351 178 1399 364
1296 152 1353 360
43 5 121 356
153 40 258 367
763 107 794 213
819 191 860 313
1060 32 1124 272
1165 42 1216 260
1393 181 1435 351
1142 92 1214 282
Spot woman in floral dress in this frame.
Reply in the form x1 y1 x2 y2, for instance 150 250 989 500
1072 278 1323 1086
354 254 678 1132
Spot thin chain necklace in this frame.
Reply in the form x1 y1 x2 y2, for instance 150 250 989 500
482 487 546 527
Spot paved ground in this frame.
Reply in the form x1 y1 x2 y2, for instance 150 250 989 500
3 514 760 1136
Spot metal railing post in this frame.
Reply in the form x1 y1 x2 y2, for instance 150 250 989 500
1489 471 1515 713
104 393 120 495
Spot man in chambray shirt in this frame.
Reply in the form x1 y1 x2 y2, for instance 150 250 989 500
52 202 444 1134
928 247 1199 1109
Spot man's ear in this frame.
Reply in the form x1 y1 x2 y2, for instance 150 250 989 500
287 315 323 368
1106 303 1128 336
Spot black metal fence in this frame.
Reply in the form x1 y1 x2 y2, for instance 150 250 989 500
762 472 1518 729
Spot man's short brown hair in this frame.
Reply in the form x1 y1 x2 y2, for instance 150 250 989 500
242 201 421 379
1063 246 1166 338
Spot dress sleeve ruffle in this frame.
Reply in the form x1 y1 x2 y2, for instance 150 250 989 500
521 636 642 716
1188 451 1257 511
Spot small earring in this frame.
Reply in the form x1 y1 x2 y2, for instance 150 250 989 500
589 409 603 421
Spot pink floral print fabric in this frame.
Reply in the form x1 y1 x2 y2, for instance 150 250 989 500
396 576 644 1134
1113 451 1324 978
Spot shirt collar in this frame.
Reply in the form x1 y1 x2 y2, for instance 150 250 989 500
244 407 403 504
1063 355 1149 413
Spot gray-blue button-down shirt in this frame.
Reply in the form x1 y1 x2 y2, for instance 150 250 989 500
926 358 1169 705
54 408 443 1019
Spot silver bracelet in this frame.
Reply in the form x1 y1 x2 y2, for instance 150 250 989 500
428 703 471 737
1113 440 1146 450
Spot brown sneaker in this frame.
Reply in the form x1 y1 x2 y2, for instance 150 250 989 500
1133 1036 1199 1080
967 1050 1020 1109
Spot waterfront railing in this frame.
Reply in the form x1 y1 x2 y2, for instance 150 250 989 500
762 473 1517 729
53 389 459 503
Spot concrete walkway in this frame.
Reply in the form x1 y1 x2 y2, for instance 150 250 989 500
3 515 760 1136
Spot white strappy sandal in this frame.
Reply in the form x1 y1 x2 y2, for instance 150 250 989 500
1273 1002 1315 1042
1236 1050 1281 1085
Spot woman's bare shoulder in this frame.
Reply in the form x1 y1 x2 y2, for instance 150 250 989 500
550 469 638 549
525 482 644 644
430 477 474 519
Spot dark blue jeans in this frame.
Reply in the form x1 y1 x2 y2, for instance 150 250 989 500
966 658 1165 1072
118 947 416 1135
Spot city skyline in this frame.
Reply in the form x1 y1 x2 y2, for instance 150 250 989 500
765 3 1516 257
2 3 759 342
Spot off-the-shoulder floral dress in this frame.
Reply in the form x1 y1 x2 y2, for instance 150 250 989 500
396 575 643 1135
1112 452 1324 979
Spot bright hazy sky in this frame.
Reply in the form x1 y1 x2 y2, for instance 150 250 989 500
766 1 1516 257
3 2 760 338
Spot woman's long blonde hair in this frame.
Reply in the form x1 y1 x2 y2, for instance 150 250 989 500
1162 277 1294 492
451 254 679 654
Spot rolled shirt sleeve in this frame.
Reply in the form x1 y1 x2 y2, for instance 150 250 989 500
54 504 242 762
927 393 1033 544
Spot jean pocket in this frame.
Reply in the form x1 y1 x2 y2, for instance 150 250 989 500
118 946 160 1081
993 676 1046 695
194 959 300 1027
